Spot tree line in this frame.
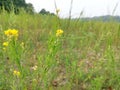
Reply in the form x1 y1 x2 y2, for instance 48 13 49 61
0 0 34 14
0 0 55 15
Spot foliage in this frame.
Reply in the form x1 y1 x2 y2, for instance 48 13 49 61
0 10 120 90
0 0 34 14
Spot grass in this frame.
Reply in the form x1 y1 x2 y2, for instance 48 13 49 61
0 10 120 90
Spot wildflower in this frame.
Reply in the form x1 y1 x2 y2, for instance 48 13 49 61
56 9 60 14
4 29 18 38
56 29 64 37
31 65 38 71
3 42 9 47
13 70 20 77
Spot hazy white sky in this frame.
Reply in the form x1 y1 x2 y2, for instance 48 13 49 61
26 0 120 18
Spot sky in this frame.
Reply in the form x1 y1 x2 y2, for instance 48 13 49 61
25 0 120 18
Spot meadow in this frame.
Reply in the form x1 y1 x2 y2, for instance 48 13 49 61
0 10 120 90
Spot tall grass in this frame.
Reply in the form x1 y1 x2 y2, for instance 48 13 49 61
0 8 120 90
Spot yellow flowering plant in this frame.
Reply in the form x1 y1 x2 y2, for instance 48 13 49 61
56 29 64 37
13 70 20 77
3 42 9 47
2 42 9 50
3 29 24 71
4 29 18 39
42 28 64 85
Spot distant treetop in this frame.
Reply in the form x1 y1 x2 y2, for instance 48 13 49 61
39 9 55 16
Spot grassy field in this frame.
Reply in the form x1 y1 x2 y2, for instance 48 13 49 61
0 10 120 90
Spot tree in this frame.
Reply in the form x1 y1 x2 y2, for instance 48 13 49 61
39 9 49 15
0 0 34 14
39 9 55 15
25 3 34 14
0 0 13 12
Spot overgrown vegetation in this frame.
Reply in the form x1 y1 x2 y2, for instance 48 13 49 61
0 4 120 90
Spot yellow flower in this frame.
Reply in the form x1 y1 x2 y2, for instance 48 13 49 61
13 70 20 77
56 29 64 37
4 29 18 38
3 42 9 47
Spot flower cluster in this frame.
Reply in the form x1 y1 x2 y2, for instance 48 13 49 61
3 29 19 50
4 29 18 39
13 70 20 77
56 29 64 37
